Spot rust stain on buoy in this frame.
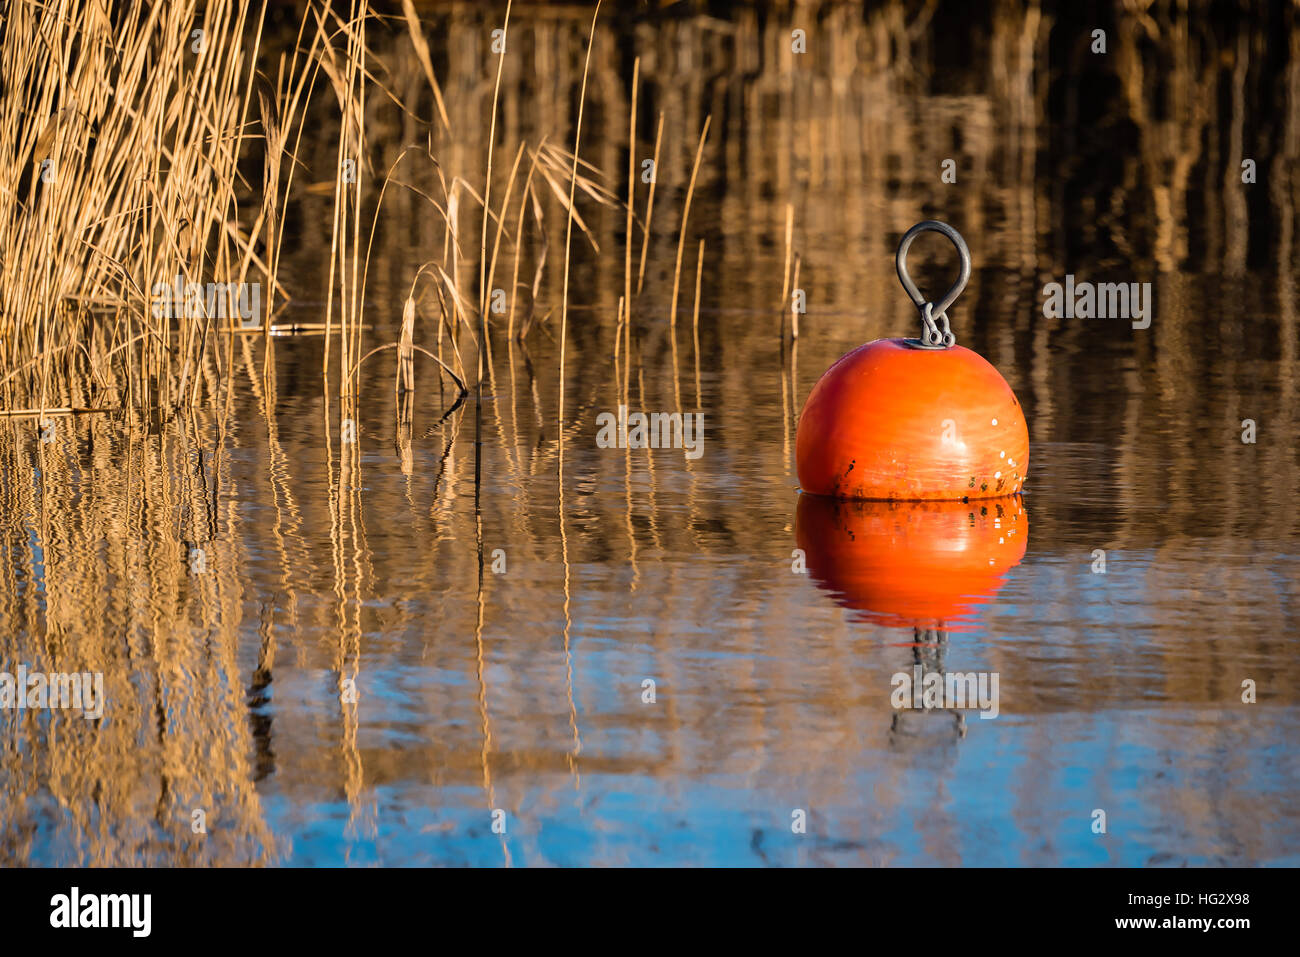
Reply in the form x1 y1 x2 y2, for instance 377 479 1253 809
796 221 1029 501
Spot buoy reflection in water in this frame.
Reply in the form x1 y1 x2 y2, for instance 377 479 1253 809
794 494 1028 631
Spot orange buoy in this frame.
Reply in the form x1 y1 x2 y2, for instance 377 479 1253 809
796 221 1028 501
795 494 1027 630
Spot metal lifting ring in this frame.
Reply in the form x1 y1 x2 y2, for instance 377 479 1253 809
895 220 970 349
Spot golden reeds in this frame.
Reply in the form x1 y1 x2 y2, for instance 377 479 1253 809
1 0 633 424
0 0 311 413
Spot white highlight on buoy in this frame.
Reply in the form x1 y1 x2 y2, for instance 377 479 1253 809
991 418 998 426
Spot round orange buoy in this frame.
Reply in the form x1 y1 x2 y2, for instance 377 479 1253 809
796 221 1028 501
795 495 1027 630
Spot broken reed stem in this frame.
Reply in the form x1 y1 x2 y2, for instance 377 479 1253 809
623 273 632 406
636 112 665 296
558 2 602 464
668 115 711 330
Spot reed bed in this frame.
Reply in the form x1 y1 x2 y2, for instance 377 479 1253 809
0 0 312 413
0 0 633 426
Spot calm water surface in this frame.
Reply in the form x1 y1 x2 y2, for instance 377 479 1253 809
2 2 1298 866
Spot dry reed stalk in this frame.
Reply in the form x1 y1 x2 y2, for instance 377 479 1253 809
485 142 527 328
507 144 545 342
790 330 799 437
478 144 526 382
557 2 602 461
349 5 369 405
478 0 513 495
636 112 665 296
624 56 640 353
318 2 358 400
780 202 793 312
554 2 603 805
398 295 415 397
668 115 711 330
692 239 704 407
614 295 625 369
781 326 791 473
479 1 513 338
790 252 802 340
613 294 626 406
400 0 452 134
317 0 372 406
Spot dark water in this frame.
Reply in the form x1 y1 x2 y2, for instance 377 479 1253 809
2 2 1299 866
